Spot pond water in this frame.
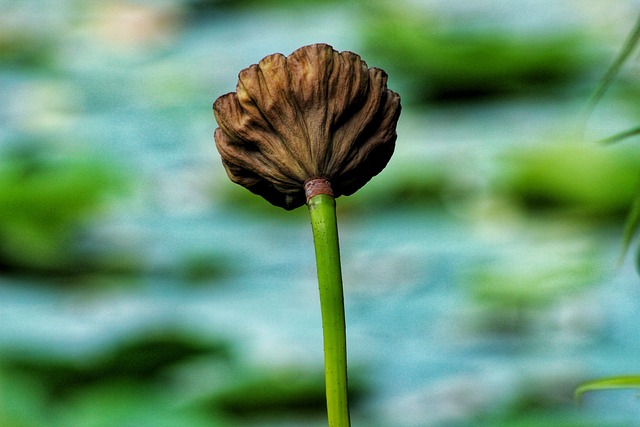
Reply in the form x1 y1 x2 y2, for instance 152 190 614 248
2 1 640 426
2 204 639 426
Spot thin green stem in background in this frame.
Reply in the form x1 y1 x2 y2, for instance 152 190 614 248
587 13 640 118
575 375 640 403
308 193 351 427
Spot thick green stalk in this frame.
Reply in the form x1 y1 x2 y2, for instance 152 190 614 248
308 193 351 427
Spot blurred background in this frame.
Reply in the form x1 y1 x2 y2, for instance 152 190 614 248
1 0 640 426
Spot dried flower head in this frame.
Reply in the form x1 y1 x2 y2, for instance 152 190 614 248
213 43 401 210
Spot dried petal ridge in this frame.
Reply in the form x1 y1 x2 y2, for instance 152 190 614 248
213 43 401 209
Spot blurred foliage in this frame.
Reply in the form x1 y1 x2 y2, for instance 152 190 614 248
54 381 228 427
497 139 640 217
217 182 309 219
507 374 585 415
176 250 232 284
208 368 328 417
0 20 58 69
2 329 231 400
0 330 233 426
0 326 372 426
0 369 50 427
464 238 599 334
361 5 594 103
341 160 455 213
0 328 368 426
186 0 341 14
219 153 462 216
485 371 611 427
478 412 617 427
220 132 640 220
469 257 596 310
204 365 366 420
0 31 56 69
0 140 130 275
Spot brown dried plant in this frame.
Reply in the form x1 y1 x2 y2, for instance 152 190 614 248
213 43 401 209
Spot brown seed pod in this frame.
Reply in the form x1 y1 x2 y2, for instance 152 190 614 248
213 43 401 210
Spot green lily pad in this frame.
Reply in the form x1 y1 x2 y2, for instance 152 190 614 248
202 366 366 419
362 6 594 102
55 381 228 427
497 139 640 217
0 140 128 275
3 330 232 399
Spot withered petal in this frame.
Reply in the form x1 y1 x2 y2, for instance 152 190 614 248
213 43 401 210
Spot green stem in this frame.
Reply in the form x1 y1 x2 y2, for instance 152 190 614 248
308 193 351 427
